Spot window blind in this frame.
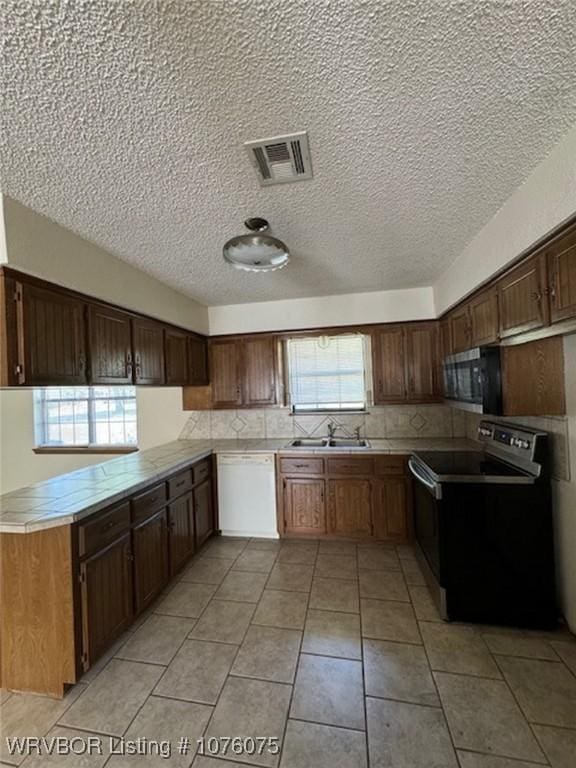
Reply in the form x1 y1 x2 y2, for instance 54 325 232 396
286 334 367 411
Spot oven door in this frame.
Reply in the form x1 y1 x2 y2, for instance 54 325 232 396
408 457 443 583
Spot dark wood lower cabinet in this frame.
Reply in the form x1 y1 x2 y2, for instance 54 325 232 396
168 491 195 576
133 508 169 612
194 479 214 548
79 533 134 670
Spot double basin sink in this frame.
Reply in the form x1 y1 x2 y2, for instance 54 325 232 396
289 437 371 449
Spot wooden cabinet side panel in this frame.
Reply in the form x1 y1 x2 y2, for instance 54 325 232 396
0 526 77 696
371 327 406 403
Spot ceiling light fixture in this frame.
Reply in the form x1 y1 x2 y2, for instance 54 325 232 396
222 218 290 272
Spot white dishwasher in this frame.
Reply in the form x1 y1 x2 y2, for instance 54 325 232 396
216 453 278 539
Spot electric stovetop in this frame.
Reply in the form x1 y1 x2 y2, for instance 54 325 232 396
412 450 534 484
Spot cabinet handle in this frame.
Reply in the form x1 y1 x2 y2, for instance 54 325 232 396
531 291 543 303
549 285 556 304
125 550 134 562
175 479 186 488
294 463 308 468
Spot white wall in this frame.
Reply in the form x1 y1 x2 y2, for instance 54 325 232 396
2 195 209 334
0 388 189 494
434 123 576 314
208 287 435 335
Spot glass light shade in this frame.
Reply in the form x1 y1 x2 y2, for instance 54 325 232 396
223 233 290 272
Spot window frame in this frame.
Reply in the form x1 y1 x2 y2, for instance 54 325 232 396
33 386 138 454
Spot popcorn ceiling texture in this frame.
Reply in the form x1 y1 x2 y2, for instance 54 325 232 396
2 1 576 307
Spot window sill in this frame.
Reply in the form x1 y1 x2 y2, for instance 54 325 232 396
33 446 139 455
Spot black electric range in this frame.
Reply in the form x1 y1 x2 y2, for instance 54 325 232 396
409 420 556 628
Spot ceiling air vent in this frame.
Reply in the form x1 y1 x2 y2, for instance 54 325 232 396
244 131 313 186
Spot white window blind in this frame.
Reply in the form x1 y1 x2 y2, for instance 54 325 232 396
286 334 367 412
34 386 138 447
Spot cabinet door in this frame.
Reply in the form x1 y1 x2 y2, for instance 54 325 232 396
18 281 87 385
372 327 406 403
242 336 277 406
133 318 165 385
168 492 195 575
372 478 409 541
210 339 242 408
469 288 499 346
327 479 372 537
283 478 326 535
188 334 209 386
194 479 214 548
405 324 441 402
440 319 452 360
79 533 134 669
88 304 133 384
165 328 189 385
547 229 576 323
133 509 169 613
498 254 549 338
449 306 471 353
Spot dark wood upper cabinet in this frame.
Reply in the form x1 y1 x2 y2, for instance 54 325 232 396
87 304 133 385
165 328 189 386
372 327 406 404
17 281 87 386
498 253 549 338
242 336 277 406
405 323 440 402
210 339 243 408
449 306 471 353
547 228 576 324
133 318 165 386
469 288 499 347
188 334 209 386
440 319 452 360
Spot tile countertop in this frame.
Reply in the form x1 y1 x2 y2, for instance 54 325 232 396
0 437 477 534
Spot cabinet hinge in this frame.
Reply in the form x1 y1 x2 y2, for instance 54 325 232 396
13 287 22 303
78 571 86 584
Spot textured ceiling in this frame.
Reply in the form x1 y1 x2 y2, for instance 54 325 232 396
2 1 576 307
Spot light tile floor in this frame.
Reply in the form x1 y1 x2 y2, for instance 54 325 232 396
1 536 576 767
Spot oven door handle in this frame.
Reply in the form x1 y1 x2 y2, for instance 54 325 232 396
408 458 443 500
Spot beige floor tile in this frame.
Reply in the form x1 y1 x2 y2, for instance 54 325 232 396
357 548 400 571
550 640 576 674
400 558 426 586
106 696 212 767
396 544 417 562
533 723 576 768
315 554 357 580
302 609 361 660
202 538 248 559
116 614 194 665
318 540 358 556
190 599 255 644
266 563 314 593
359 569 409 601
19 725 113 767
279 719 367 768
245 538 282 552
435 671 545 763
484 633 559 661
154 639 237 705
193 759 247 768
204 676 291 767
363 639 439 706
60 660 163 737
457 752 549 768
291 653 365 730
180 556 234 584
252 590 308 630
214 571 268 603
0 689 12 704
497 656 576 728
231 625 301 683
361 599 421 644
309 578 359 613
0 686 86 765
232 550 278 574
366 697 458 768
420 622 501 678
277 545 318 565
155 582 216 618
409 585 442 621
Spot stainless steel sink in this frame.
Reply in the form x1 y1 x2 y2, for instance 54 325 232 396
288 437 370 449
289 438 329 447
328 438 371 448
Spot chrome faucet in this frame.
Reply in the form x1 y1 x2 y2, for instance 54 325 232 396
327 422 338 438
354 426 362 441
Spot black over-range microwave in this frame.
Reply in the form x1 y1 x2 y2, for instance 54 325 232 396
442 347 502 414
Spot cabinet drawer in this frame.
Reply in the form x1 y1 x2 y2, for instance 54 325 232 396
192 458 211 486
168 469 193 498
78 501 131 558
326 457 374 475
132 482 168 524
374 455 408 476
280 457 324 475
